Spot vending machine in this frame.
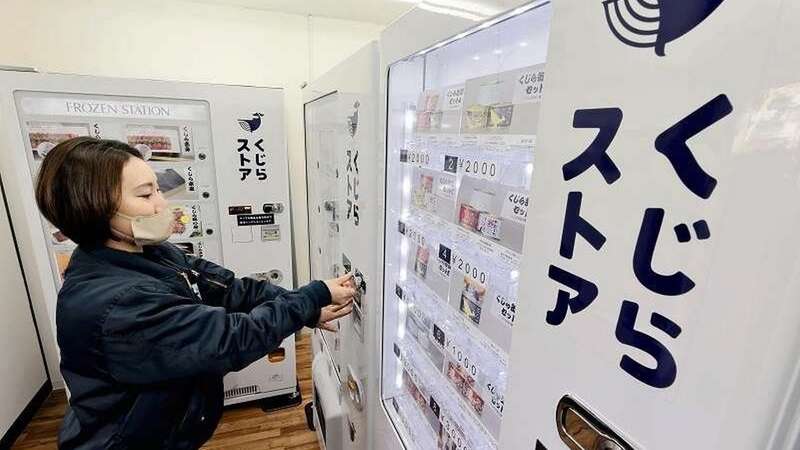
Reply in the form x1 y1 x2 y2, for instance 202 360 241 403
378 0 800 448
377 2 552 449
0 70 298 406
302 42 380 450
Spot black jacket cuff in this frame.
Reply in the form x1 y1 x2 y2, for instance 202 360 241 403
299 280 332 327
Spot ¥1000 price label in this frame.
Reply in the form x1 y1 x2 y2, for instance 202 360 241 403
445 337 480 380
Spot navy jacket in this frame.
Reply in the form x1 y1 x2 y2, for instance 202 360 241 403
56 243 331 449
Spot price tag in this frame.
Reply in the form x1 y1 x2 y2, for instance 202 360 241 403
440 412 468 450
443 85 465 111
445 337 480 380
451 251 489 285
513 68 545 104
402 223 427 248
501 191 530 224
407 149 431 167
459 156 499 181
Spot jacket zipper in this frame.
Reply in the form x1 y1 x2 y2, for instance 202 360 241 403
158 258 229 290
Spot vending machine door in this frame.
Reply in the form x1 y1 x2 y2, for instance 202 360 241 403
378 3 553 449
303 42 380 450
501 1 800 449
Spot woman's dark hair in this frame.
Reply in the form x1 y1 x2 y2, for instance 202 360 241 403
35 137 142 247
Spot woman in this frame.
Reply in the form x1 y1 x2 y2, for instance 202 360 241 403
35 137 355 449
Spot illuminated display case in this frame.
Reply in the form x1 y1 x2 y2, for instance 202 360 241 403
380 3 552 449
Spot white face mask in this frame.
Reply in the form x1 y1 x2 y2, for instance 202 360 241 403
114 207 184 246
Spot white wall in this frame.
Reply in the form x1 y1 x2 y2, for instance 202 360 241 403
0 0 382 386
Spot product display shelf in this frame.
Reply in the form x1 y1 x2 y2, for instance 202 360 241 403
403 205 523 268
399 274 509 370
398 277 509 424
389 393 440 450
394 336 496 449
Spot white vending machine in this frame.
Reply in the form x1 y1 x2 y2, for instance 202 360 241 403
377 2 552 449
376 0 800 448
0 70 299 406
302 42 381 450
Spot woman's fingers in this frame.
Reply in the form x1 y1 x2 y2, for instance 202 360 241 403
319 322 337 332
323 304 353 321
317 302 354 332
326 299 353 312
337 273 355 286
331 304 353 319
331 285 357 305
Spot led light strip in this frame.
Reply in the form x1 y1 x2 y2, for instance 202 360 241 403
409 0 551 58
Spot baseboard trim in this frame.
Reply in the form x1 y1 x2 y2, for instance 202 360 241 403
0 380 52 448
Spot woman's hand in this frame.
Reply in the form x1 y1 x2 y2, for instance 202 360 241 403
324 273 357 306
317 301 354 332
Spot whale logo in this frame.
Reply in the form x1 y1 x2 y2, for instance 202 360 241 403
603 0 726 56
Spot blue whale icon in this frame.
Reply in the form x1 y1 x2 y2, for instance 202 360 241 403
604 0 726 56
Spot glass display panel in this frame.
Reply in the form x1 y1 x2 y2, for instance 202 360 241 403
381 3 553 449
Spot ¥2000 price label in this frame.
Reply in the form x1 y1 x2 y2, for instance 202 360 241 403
459 157 498 181
451 251 489 285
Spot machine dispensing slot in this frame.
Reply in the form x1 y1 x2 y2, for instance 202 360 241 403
556 396 632 450
267 347 286 363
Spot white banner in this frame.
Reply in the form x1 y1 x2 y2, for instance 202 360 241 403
19 95 208 121
502 1 800 449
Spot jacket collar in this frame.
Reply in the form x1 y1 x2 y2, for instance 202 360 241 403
74 244 181 281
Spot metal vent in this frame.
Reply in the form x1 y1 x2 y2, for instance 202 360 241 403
224 385 259 399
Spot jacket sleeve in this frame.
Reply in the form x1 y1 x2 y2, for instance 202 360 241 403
181 249 324 314
100 280 331 385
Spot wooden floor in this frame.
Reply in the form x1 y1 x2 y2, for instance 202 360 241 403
12 334 321 450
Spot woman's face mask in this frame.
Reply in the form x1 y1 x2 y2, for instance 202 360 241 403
114 208 181 246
